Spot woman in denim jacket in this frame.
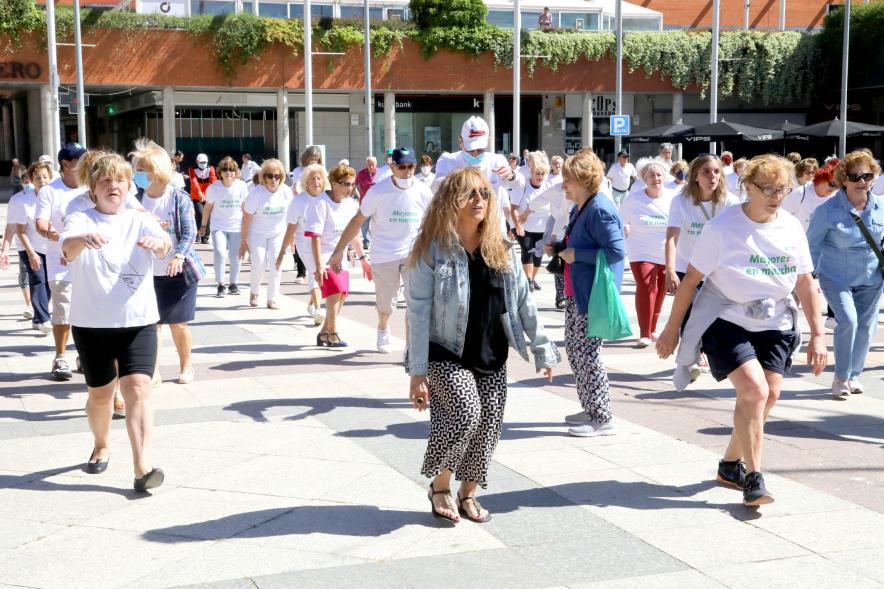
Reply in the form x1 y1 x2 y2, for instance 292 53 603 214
546 149 626 438
806 151 884 397
406 168 558 525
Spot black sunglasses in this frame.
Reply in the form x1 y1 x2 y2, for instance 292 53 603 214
846 172 874 183
464 187 491 201
264 174 283 181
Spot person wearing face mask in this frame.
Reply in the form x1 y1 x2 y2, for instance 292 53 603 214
188 154 217 245
327 147 432 353
132 139 207 386
4 167 45 330
620 161 677 347
417 154 435 187
806 151 884 398
667 160 689 190
432 117 522 235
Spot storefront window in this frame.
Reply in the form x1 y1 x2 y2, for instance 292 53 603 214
487 10 514 28
340 5 384 19
623 17 661 31
190 0 236 15
288 2 332 18
560 12 599 31
521 12 543 30
259 1 287 17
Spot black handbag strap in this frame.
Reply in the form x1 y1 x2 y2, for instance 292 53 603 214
563 195 593 241
849 208 884 278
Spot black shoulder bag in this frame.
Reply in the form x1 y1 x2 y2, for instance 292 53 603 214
546 197 591 276
849 210 884 280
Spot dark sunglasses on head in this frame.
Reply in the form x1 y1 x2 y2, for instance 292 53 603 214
847 172 874 183
264 173 283 181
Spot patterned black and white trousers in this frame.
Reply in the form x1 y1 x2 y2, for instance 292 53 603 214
554 274 565 304
421 360 508 488
564 298 613 424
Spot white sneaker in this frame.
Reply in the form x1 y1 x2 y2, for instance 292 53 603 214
636 337 652 348
565 410 589 425
294 276 307 285
848 379 864 394
568 420 618 438
825 316 837 330
22 307 33 320
307 304 324 326
178 367 194 385
35 322 52 335
831 377 851 398
376 329 391 353
689 364 701 383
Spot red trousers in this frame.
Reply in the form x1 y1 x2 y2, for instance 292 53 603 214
629 261 666 339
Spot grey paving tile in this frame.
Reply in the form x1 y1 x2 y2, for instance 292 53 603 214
252 561 407 589
174 580 257 589
389 548 549 589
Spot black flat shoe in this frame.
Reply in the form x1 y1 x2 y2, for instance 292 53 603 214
457 494 492 523
134 468 164 492
428 483 458 525
85 448 109 474
316 332 330 347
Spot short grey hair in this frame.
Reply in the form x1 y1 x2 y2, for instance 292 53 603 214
659 143 674 152
366 156 377 165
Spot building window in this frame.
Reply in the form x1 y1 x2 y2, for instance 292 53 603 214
259 1 287 17
340 5 384 20
288 2 332 18
190 0 236 15
521 11 543 30
487 10 514 28
560 12 599 31
623 17 661 31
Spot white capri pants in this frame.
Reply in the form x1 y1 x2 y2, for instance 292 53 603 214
248 233 284 300
372 257 408 315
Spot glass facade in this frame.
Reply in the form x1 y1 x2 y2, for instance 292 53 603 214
624 17 660 31
521 11 543 30
340 5 384 19
259 1 287 17
287 3 333 18
487 10 514 28
190 0 236 15
559 12 599 31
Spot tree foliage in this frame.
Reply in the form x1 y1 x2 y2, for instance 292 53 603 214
408 0 487 30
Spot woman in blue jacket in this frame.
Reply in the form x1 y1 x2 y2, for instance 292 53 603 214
806 150 884 398
406 167 558 525
547 149 626 438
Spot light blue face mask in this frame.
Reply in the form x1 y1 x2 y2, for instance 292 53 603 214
463 151 487 166
22 184 35 193
133 171 151 190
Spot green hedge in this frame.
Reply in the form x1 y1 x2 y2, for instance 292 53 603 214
5 1 870 105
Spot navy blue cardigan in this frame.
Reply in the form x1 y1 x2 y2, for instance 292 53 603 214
558 194 626 315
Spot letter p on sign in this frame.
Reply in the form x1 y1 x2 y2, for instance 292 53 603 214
610 115 630 136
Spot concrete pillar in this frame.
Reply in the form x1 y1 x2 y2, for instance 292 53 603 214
277 88 290 172
1 103 12 161
252 0 258 15
672 92 684 160
383 91 396 151
162 87 176 156
37 86 54 160
779 0 786 31
11 97 26 161
483 91 495 154
581 92 593 150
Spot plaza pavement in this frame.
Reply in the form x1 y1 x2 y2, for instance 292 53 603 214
1 204 883 588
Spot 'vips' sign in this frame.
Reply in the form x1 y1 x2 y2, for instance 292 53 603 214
0 62 42 80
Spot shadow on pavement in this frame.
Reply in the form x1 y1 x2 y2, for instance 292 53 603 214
223 397 412 423
143 504 434 543
698 414 884 446
0 465 149 499
210 350 392 372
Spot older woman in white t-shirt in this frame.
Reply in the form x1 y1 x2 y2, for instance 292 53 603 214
511 151 552 291
656 154 827 507
276 163 328 325
620 161 676 347
61 152 172 492
200 156 249 298
304 164 366 347
240 159 294 309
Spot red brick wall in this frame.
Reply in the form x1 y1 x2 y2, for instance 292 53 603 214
639 0 834 30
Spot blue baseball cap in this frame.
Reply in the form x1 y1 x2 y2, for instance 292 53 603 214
392 147 417 166
58 143 86 162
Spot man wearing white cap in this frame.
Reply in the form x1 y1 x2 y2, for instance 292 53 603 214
433 116 522 233
188 153 216 244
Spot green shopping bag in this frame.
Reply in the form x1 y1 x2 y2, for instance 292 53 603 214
586 250 633 340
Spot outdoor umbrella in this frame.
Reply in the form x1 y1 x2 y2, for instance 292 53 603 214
772 120 804 133
624 123 693 143
676 121 783 143
786 118 884 139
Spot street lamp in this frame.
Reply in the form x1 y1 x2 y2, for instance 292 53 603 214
614 0 623 155
839 1 850 157
709 0 720 154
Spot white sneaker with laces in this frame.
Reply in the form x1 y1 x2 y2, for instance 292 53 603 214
831 377 851 398
307 304 325 326
178 368 194 385
848 379 864 394
376 329 391 353
568 420 618 438
22 307 33 320
565 410 589 425
636 337 652 348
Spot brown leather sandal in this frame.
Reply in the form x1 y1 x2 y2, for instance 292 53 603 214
457 494 492 523
427 482 458 525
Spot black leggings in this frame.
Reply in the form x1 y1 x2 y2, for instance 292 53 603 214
72 324 158 388
517 231 544 267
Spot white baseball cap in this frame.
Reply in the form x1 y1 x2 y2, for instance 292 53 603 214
196 153 209 164
461 116 490 151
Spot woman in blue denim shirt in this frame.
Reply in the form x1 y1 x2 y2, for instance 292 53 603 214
406 168 558 525
546 149 626 438
806 151 884 397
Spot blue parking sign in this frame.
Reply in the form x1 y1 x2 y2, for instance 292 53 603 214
610 115 631 136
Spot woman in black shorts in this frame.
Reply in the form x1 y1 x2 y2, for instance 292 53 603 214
656 155 827 507
61 152 172 492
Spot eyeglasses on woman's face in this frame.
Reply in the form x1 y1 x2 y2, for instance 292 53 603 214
751 182 793 197
336 180 356 188
846 171 874 184
264 173 282 181
220 168 236 174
